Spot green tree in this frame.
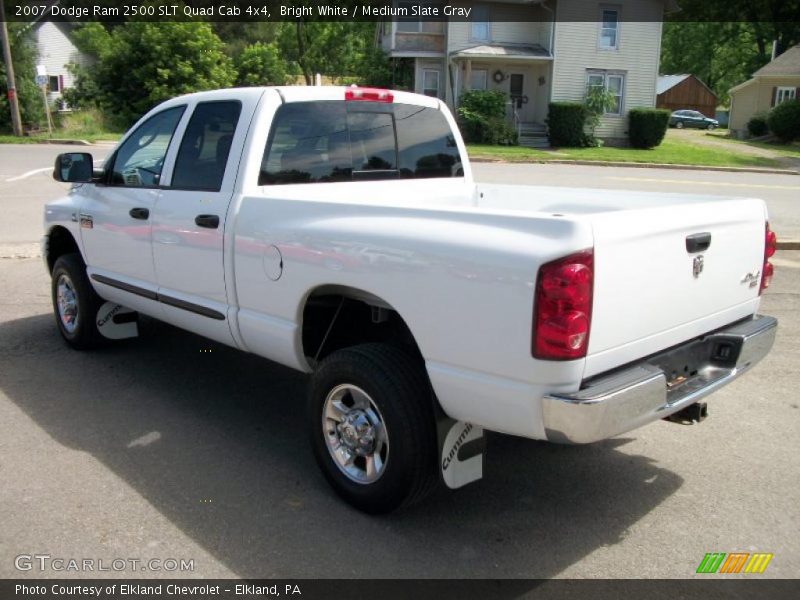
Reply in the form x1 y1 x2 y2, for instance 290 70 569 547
67 21 235 127
0 24 44 131
661 2 800 105
235 42 290 86
277 21 374 85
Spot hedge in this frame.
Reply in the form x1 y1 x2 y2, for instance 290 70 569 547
546 102 587 147
767 99 800 143
628 108 670 149
457 90 517 145
747 114 769 137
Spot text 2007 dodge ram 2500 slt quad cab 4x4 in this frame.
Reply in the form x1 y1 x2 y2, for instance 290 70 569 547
44 86 777 513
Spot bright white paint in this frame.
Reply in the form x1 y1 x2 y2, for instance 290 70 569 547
43 86 769 440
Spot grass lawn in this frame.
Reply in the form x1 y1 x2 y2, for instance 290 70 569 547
467 137 783 169
0 109 123 145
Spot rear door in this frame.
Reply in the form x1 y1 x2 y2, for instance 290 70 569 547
150 94 256 345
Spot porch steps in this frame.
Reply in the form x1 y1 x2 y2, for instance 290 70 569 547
518 123 549 149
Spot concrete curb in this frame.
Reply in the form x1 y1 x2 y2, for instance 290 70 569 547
777 241 800 251
34 138 93 146
470 157 799 176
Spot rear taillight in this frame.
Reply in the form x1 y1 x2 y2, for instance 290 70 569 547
760 222 777 294
345 87 393 103
533 249 594 360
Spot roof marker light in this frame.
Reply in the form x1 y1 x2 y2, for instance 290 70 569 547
345 87 394 103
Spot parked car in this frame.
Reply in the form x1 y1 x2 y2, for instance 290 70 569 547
44 86 777 513
669 109 720 129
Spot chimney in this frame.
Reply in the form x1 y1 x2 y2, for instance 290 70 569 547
771 40 778 61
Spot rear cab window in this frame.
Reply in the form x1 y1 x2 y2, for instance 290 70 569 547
259 100 462 185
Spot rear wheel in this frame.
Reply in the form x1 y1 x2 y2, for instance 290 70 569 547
308 343 438 513
51 253 105 349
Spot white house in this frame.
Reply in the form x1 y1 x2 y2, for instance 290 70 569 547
378 0 677 144
34 21 89 109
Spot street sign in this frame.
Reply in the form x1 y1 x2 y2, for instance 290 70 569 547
35 74 48 86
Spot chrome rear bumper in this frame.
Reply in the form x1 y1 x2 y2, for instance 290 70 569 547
542 315 777 444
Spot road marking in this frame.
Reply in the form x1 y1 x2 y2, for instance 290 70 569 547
605 176 800 191
4 159 105 183
5 167 51 182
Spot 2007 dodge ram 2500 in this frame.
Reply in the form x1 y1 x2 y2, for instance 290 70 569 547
44 86 778 513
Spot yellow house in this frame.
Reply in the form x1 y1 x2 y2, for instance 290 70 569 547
729 44 800 138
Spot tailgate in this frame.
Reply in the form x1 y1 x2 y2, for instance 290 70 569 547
585 197 766 378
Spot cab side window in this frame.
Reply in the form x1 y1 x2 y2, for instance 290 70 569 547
171 101 242 191
110 106 185 188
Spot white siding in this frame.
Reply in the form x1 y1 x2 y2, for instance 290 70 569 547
447 2 551 52
551 0 663 138
35 22 89 102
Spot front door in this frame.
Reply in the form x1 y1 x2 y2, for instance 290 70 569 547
509 73 529 121
150 97 250 345
80 106 186 314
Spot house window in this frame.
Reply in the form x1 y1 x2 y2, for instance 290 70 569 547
48 76 60 92
586 71 625 116
599 8 619 49
422 69 440 97
471 5 490 41
470 69 488 91
776 87 797 105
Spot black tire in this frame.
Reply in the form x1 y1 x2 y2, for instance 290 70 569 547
308 343 439 514
675 121 684 129
51 253 105 350
707 123 716 130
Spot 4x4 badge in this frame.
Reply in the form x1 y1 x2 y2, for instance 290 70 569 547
741 270 760 288
693 255 704 278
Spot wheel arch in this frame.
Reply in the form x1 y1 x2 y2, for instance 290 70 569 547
299 284 424 367
45 225 82 272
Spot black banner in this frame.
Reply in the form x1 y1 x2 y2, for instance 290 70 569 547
4 0 800 23
2 579 800 600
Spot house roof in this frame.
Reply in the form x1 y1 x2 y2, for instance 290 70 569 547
656 74 691 95
657 74 717 99
450 44 552 60
752 44 800 77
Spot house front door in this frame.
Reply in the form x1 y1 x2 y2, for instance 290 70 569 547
509 73 529 121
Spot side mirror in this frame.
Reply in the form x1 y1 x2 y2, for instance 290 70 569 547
53 152 94 183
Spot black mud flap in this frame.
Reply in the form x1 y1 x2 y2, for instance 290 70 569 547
96 302 139 340
437 416 485 489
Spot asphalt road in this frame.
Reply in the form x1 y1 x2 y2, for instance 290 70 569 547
1 144 799 579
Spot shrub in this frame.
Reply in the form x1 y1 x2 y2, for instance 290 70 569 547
747 114 769 137
628 108 670 149
235 42 289 86
546 102 587 147
457 90 516 144
767 99 800 143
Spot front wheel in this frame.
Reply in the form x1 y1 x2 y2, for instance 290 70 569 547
707 123 716 130
308 344 438 514
51 253 105 349
675 121 684 129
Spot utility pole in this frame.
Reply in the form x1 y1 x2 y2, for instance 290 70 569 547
1 0 24 136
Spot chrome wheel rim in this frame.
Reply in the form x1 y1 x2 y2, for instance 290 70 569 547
56 274 79 334
322 384 389 485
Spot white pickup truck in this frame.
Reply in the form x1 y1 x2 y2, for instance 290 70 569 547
44 86 777 513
